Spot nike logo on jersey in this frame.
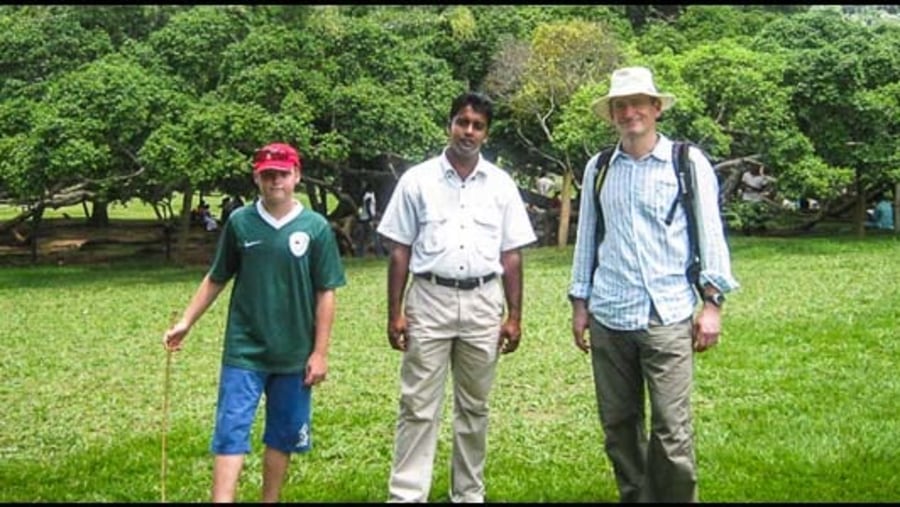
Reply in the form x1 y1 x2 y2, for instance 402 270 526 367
243 240 263 249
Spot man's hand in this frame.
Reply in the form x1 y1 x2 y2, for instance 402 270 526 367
693 304 722 352
498 318 521 354
387 314 408 351
571 299 591 353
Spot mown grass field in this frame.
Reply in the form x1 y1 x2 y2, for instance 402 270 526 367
0 191 334 223
1 233 898 502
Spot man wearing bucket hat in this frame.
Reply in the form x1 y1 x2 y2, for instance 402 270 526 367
568 67 738 502
163 142 346 502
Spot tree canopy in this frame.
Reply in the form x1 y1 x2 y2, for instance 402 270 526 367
1 4 898 252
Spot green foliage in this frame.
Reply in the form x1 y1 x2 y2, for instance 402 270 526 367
722 200 778 233
328 78 454 162
752 8 900 186
3 4 900 231
140 96 278 193
5 54 185 205
637 6 771 55
555 83 618 163
654 40 799 163
486 18 625 175
0 133 45 197
147 6 251 95
765 135 852 201
674 6 784 46
67 5 187 48
446 6 477 42
0 6 114 98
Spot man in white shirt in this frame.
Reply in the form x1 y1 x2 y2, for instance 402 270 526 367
740 165 774 202
377 91 536 503
536 171 555 196
354 184 384 256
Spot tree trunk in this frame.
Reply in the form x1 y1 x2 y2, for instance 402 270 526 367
894 181 899 233
174 186 194 264
854 168 865 239
316 184 329 215
89 199 109 227
556 167 573 248
305 180 321 211
30 205 44 263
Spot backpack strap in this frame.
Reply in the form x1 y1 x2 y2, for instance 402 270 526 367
671 141 704 296
590 147 614 276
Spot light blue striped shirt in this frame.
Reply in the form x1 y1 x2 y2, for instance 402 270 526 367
568 134 739 331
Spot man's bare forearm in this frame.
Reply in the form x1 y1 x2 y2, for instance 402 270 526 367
386 241 411 320
500 249 523 321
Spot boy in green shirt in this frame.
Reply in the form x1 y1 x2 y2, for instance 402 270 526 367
163 142 346 502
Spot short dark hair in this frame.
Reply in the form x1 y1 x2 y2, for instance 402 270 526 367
448 91 493 129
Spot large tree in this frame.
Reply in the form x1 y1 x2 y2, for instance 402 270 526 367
753 9 900 235
485 19 625 247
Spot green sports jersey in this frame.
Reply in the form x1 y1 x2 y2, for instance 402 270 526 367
208 201 346 374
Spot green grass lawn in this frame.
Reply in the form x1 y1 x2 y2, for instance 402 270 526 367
0 192 335 223
0 198 161 221
0 235 898 501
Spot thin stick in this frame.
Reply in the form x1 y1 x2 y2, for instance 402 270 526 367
162 310 178 503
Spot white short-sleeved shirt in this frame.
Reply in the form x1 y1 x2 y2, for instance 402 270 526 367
377 150 537 279
741 171 772 202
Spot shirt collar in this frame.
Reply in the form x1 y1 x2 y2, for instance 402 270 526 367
439 148 487 181
610 133 673 164
255 199 303 229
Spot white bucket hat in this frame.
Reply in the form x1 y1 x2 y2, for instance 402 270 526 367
591 66 676 122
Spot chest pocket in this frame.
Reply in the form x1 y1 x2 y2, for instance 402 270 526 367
416 208 449 255
472 204 502 259
638 176 679 222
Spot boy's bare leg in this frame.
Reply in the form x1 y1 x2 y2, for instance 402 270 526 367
262 446 291 503
212 454 245 502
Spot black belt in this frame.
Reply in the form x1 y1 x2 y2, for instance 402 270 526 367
415 272 497 290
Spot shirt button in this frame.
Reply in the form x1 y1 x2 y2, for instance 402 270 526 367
459 245 464 249
459 266 464 270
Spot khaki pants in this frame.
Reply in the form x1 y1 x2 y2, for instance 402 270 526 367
589 313 698 503
388 276 504 503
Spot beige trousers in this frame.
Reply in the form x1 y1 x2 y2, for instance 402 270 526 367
387 276 504 503
588 313 698 503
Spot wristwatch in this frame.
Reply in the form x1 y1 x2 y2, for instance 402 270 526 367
703 292 725 308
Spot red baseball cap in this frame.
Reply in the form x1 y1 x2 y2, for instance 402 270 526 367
253 142 301 173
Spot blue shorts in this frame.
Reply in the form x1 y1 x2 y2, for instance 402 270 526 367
210 365 312 455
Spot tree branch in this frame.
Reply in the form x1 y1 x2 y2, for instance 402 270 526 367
514 125 566 170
